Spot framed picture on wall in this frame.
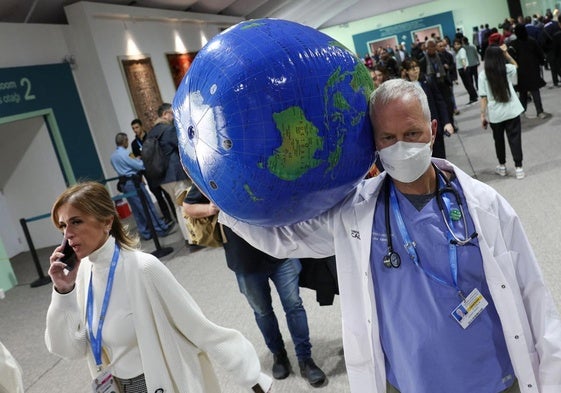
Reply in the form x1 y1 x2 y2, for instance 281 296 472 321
166 52 198 89
367 36 398 54
120 56 163 129
411 25 443 44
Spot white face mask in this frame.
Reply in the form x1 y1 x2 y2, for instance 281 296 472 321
378 141 432 183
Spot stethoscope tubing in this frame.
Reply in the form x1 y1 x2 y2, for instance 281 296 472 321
382 165 476 269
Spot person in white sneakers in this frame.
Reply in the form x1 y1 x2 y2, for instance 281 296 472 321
479 44 525 179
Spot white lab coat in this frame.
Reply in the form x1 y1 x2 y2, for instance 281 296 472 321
220 158 561 393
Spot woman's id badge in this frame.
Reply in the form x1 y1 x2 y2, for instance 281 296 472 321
451 288 488 329
92 369 121 393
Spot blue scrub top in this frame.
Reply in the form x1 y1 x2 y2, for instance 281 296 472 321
370 177 514 393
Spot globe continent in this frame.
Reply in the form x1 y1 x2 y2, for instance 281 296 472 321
173 18 375 226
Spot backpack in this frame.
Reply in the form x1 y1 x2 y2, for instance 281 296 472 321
142 126 168 185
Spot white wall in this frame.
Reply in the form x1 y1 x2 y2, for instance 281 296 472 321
0 23 70 68
0 23 72 255
64 1 244 181
3 121 67 254
321 0 510 54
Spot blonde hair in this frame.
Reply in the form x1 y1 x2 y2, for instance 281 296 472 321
51 181 138 249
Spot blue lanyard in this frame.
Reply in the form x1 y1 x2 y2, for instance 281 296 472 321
86 242 121 368
389 182 464 298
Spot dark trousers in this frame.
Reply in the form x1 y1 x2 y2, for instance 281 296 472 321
435 82 455 127
432 129 446 159
490 116 523 167
546 51 561 86
458 68 478 101
148 184 176 222
519 90 543 115
468 64 479 89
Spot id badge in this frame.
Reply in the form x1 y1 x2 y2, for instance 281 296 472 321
435 72 441 78
451 288 488 329
92 369 121 393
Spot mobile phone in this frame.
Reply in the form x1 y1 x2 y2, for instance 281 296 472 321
59 238 78 271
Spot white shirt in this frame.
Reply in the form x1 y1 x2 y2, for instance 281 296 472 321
478 63 524 123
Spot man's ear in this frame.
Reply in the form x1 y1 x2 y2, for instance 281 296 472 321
430 119 438 145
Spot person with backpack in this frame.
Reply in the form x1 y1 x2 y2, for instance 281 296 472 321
143 103 194 247
130 118 176 226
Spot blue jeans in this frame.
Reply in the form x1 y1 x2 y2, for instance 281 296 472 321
122 180 169 239
235 258 312 361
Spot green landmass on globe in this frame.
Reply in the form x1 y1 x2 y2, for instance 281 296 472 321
267 106 323 181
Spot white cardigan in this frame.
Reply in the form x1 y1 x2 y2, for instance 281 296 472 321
220 158 561 393
45 237 272 393
0 341 24 393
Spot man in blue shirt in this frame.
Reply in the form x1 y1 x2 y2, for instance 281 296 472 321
110 132 174 240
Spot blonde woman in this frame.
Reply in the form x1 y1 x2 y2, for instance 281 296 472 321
45 181 272 393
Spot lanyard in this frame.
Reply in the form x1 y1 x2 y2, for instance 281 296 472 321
86 242 120 368
389 182 464 299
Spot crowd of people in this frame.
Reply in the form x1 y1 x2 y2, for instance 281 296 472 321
360 9 560 179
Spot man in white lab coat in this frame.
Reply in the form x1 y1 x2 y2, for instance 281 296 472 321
221 79 561 393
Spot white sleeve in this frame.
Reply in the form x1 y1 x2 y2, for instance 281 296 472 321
145 261 272 390
219 209 336 259
44 288 89 360
0 341 24 393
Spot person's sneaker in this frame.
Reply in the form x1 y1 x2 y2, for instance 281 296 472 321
495 165 507 177
299 358 327 387
515 167 525 179
165 221 176 232
185 241 206 252
159 225 177 238
537 112 551 119
272 350 291 380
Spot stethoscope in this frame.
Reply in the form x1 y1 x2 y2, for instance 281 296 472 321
383 165 478 269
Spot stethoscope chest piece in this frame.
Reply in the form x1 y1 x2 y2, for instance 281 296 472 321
383 251 401 268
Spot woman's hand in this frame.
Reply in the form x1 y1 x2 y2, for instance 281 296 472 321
183 201 220 219
48 243 80 294
481 115 489 129
208 203 220 216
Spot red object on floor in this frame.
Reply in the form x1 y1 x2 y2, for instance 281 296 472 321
115 199 132 219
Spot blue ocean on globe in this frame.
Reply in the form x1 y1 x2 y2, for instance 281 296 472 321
173 18 375 226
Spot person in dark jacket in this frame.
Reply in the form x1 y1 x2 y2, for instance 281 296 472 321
402 58 455 159
148 103 194 245
539 15 561 87
419 39 456 131
182 186 327 388
509 24 551 119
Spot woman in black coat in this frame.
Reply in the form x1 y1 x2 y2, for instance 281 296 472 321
508 24 550 119
401 58 455 159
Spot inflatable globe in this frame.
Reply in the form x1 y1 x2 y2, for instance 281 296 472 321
173 18 375 226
